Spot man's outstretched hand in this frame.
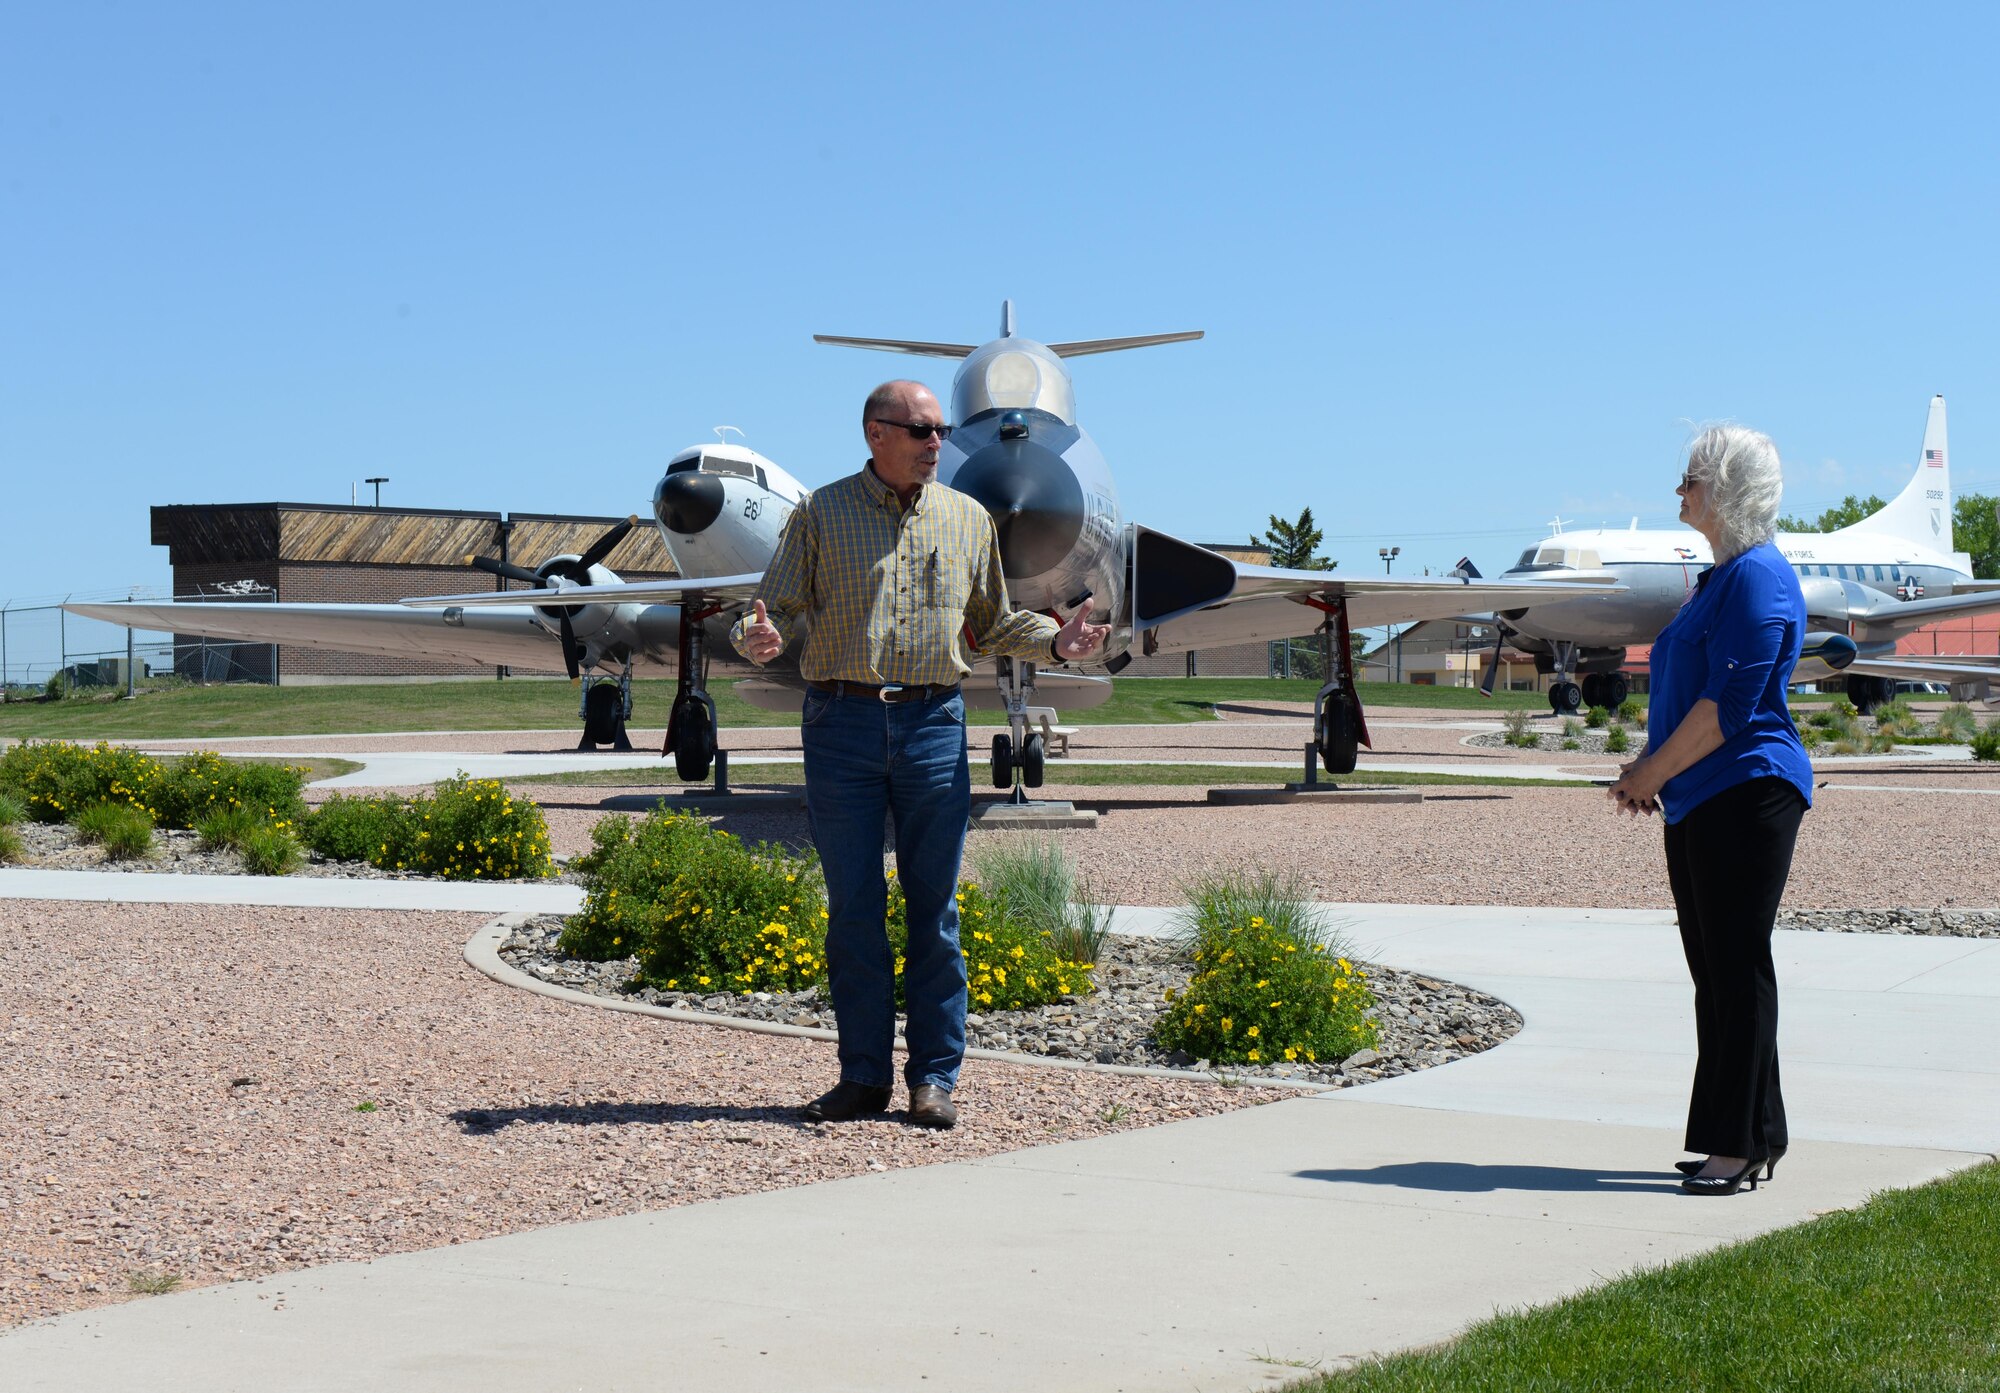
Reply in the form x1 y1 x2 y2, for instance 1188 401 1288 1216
741 599 782 664
1053 603 1110 661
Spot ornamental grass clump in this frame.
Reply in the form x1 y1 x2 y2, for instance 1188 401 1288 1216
0 824 21 864
73 802 155 861
887 871 1093 1011
969 834 1113 965
1935 703 1979 743
0 791 24 827
1872 697 1923 741
238 825 303 876
1501 708 1538 748
195 804 263 852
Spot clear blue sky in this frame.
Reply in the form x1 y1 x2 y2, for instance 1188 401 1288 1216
6 2 1998 630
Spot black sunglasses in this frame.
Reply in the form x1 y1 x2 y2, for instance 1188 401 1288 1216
1679 471 1703 490
871 418 953 441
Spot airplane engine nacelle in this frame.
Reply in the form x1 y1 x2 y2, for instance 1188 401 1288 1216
526 558 658 669
1797 575 1878 627
1798 631 1859 678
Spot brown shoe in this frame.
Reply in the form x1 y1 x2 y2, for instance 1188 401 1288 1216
906 1084 958 1130
803 1080 891 1123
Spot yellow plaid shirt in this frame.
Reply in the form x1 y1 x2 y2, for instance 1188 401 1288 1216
730 463 1059 684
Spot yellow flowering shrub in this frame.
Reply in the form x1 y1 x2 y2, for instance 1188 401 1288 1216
302 776 552 880
562 810 827 994
887 874 1093 1011
0 740 305 830
1154 915 1379 1066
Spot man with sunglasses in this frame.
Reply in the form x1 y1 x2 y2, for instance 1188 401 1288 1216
732 379 1107 1131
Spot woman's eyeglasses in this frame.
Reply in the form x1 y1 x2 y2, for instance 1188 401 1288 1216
872 419 954 441
1678 471 1703 490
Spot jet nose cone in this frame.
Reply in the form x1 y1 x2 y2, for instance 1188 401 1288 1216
652 471 726 535
952 437 1085 579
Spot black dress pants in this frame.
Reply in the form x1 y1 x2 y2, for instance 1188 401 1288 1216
1663 776 1807 1159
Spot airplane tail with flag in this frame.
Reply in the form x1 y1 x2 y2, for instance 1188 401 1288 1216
1839 394 1953 554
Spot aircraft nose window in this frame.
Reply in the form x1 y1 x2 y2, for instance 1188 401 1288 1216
666 458 700 474
701 458 756 480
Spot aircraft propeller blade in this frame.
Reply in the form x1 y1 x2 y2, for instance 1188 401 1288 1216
465 554 545 587
1478 623 1509 697
559 608 582 682
574 515 639 573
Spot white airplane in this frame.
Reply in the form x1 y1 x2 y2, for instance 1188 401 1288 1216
1476 395 2000 713
69 304 1620 782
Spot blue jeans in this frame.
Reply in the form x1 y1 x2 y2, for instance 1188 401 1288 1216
801 686 971 1092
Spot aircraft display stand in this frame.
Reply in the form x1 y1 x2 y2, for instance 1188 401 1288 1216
1203 743 1422 806
598 751 805 813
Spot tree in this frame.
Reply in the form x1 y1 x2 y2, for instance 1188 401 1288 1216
1777 494 1888 533
1957 493 2000 578
1252 508 1334 571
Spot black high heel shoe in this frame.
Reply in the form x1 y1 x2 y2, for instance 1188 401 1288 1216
1681 1156 1768 1196
1676 1144 1785 1178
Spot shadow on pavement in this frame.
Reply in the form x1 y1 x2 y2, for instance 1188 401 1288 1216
452 1101 813 1133
1295 1162 1685 1194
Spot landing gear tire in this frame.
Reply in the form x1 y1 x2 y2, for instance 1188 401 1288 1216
1580 674 1605 710
1021 733 1046 789
1605 673 1630 709
990 733 1014 789
1316 700 1360 775
670 698 715 781
583 681 625 748
1550 681 1583 715
1847 673 1890 715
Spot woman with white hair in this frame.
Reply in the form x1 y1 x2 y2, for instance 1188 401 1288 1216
1607 424 1814 1197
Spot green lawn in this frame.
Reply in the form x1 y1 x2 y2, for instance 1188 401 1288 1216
1303 1160 2000 1391
511 762 1585 790
0 676 1550 741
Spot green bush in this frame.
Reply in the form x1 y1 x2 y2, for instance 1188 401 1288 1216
1583 705 1608 728
238 825 303 876
148 751 307 831
0 823 22 864
302 793 410 863
1501 709 1537 748
969 834 1112 965
1617 696 1645 726
1799 725 1823 751
302 777 553 880
1972 725 2000 763
1155 913 1380 1067
1604 724 1630 754
887 871 1092 1012
0 791 24 826
73 802 154 860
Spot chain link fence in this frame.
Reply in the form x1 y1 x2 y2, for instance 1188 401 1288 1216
1 586 278 698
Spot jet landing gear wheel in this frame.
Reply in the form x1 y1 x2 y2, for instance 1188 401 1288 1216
1021 733 1046 789
1580 674 1605 710
1549 681 1583 715
1316 700 1359 775
1604 672 1630 709
990 733 1014 789
668 694 716 781
581 680 633 751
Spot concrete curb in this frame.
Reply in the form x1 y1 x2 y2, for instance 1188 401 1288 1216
462 917 1339 1093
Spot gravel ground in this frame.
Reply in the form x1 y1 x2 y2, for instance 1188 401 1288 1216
0 900 1291 1330
6 705 1995 1331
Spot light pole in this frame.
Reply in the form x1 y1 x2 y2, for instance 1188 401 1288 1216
1378 546 1401 681
365 477 390 507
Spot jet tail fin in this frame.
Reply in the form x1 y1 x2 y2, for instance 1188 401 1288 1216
1838 395 1952 550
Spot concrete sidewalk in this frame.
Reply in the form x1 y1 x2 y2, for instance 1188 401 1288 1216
1 895 1994 1391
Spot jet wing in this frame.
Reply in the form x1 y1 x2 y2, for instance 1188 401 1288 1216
1141 564 1623 655
61 600 602 675
1844 655 2000 683
400 574 767 609
1844 588 2000 642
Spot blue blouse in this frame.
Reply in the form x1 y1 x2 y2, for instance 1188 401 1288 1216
1646 541 1814 824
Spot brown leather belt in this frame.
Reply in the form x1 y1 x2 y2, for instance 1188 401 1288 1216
806 679 960 704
